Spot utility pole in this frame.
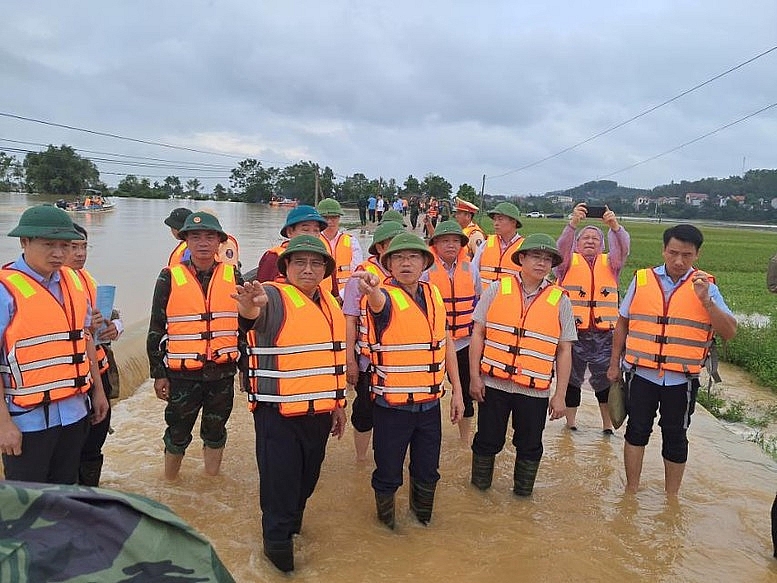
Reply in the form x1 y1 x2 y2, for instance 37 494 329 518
314 168 320 205
480 174 486 212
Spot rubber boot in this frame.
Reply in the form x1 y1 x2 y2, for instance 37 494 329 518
78 455 104 487
203 446 224 476
470 453 495 491
409 479 437 526
375 492 396 530
263 539 294 573
164 452 184 481
513 459 540 497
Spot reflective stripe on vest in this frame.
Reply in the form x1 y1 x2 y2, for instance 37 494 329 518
168 241 188 266
0 267 92 407
624 268 713 376
559 252 619 331
479 234 523 290
427 252 477 340
164 263 240 370
367 282 447 405
247 282 346 416
321 232 354 294
480 277 564 390
77 268 110 374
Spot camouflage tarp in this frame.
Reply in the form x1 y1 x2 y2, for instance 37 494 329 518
0 481 235 583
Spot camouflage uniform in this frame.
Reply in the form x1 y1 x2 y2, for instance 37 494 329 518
147 262 244 455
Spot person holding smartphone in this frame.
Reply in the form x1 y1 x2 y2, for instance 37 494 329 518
555 203 630 433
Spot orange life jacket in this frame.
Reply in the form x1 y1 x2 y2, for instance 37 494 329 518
321 232 355 295
76 268 110 374
367 281 447 405
624 268 714 376
168 241 188 266
0 267 92 407
356 257 391 357
164 262 240 371
480 277 566 390
427 251 477 340
246 282 346 416
262 243 288 283
478 234 523 291
559 252 619 331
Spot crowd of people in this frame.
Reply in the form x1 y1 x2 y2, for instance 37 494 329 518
0 199 742 573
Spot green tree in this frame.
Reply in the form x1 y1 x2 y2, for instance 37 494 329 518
403 175 421 194
456 183 478 203
212 183 227 200
0 152 15 190
276 161 319 205
229 159 278 203
185 178 202 196
23 145 102 195
421 173 452 201
164 176 184 198
114 175 160 198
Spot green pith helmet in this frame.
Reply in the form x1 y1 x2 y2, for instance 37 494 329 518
7 205 84 240
280 205 328 238
177 211 228 242
380 209 407 226
380 232 435 271
368 221 405 255
512 233 562 267
277 234 336 278
428 220 469 247
316 198 344 217
487 201 523 228
164 207 193 230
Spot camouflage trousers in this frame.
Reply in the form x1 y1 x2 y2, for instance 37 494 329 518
163 376 235 455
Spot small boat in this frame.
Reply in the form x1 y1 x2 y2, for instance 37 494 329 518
56 189 116 213
268 197 298 208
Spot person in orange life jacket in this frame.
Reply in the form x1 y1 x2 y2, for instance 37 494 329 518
232 235 347 574
254 205 327 282
353 232 465 529
453 198 485 259
165 207 193 265
0 205 109 484
147 211 243 481
555 203 630 433
343 220 405 462
428 220 480 443
471 201 524 292
469 233 576 497
317 198 364 299
607 224 736 496
67 223 124 487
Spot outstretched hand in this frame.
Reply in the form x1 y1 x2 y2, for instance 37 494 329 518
232 281 269 319
352 271 381 296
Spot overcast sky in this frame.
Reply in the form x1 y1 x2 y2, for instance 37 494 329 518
1 1 776 196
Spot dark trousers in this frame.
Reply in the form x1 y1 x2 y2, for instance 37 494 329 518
369 209 376 222
350 370 374 432
254 406 332 542
456 345 474 418
81 373 113 463
471 387 548 462
358 207 367 226
371 402 441 495
164 376 235 454
624 375 698 464
3 416 90 484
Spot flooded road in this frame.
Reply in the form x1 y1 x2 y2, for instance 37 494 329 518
2 194 777 581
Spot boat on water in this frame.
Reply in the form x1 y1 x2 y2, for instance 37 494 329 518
56 189 115 213
268 196 298 208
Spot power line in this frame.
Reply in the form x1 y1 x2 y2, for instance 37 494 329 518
0 112 243 159
488 44 777 181
595 101 777 180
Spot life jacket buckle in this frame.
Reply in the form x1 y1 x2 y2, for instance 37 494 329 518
428 363 442 373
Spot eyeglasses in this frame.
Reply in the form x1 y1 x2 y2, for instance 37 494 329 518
390 252 424 263
289 258 327 270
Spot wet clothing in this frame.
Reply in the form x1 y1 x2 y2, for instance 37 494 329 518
0 256 93 484
147 261 242 455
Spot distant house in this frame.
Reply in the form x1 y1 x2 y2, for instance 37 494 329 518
719 195 746 207
685 192 708 206
548 194 574 205
657 196 679 206
633 196 654 209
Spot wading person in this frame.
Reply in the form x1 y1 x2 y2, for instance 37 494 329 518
472 201 524 291
469 234 575 496
427 220 479 442
556 203 630 433
255 205 327 282
343 220 405 462
317 198 363 298
165 207 193 265
67 223 124 486
147 211 242 481
234 235 347 574
607 224 736 496
0 205 108 484
355 232 465 529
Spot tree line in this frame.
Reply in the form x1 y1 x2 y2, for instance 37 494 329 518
2 144 776 221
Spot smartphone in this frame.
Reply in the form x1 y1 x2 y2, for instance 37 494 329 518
586 205 606 218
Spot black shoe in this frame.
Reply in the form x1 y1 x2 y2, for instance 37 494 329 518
263 539 294 573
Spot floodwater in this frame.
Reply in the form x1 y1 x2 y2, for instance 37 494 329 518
1 193 777 582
